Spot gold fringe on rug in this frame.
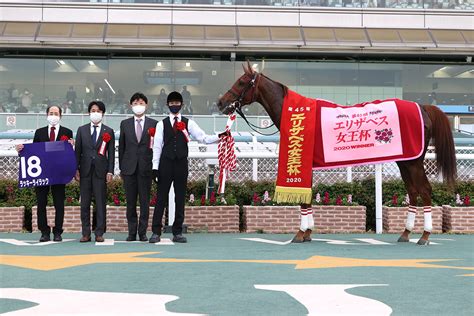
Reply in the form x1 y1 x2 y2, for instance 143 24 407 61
274 186 312 204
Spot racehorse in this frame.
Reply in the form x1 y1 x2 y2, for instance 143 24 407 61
218 62 456 245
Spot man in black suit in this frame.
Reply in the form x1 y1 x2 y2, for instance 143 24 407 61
75 101 115 243
119 92 158 242
16 105 73 242
149 91 229 243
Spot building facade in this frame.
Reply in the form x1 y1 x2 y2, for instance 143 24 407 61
0 1 473 132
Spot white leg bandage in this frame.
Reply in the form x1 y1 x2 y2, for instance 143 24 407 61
307 208 314 230
300 208 309 231
423 206 432 232
405 205 416 232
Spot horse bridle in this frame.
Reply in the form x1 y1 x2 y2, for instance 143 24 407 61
224 72 278 136
224 72 259 115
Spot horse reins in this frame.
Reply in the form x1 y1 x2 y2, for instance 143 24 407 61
226 72 279 136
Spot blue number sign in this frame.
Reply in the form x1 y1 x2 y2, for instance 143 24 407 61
18 141 77 188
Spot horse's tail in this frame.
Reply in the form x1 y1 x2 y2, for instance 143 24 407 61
423 105 457 188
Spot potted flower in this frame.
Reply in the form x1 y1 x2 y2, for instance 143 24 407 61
311 191 366 233
0 182 26 232
442 193 473 233
244 191 303 234
383 193 443 233
185 191 239 233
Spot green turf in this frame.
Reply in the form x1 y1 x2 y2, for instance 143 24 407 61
1 233 473 315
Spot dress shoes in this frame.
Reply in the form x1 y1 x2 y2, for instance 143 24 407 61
95 236 105 242
39 234 50 242
139 235 148 242
53 234 62 242
126 235 137 242
149 233 161 243
172 234 187 243
80 235 91 243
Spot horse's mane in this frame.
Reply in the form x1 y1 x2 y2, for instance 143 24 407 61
259 72 289 97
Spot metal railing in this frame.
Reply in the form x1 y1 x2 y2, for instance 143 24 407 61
0 144 472 183
0 113 278 136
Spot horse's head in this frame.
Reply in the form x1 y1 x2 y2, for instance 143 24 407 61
218 62 259 115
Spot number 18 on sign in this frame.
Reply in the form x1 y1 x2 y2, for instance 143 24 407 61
19 155 47 187
18 142 77 188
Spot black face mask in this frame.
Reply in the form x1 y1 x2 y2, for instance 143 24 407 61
169 105 181 114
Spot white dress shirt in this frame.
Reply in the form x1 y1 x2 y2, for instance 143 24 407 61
48 124 60 141
90 122 102 143
152 113 219 170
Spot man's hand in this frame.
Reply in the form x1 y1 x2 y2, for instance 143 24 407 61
152 169 159 183
68 139 75 146
15 144 24 152
218 130 231 138
75 170 80 182
106 173 113 183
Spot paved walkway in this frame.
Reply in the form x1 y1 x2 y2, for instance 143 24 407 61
1 233 473 315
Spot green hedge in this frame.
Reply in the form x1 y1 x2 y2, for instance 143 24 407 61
0 179 471 232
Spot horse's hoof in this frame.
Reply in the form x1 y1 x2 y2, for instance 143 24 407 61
417 239 430 246
291 237 304 243
397 236 409 242
303 229 312 242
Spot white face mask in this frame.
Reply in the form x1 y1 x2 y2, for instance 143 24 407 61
90 112 103 124
47 115 60 126
132 105 146 116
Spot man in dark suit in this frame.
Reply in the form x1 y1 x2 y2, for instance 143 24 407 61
16 105 73 242
119 92 158 242
149 91 229 243
75 101 115 243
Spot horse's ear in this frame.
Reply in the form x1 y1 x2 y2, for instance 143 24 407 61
242 63 249 74
246 60 254 74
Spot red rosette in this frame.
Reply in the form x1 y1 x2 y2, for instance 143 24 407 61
99 132 112 156
102 132 112 143
60 135 69 141
176 121 186 131
148 128 156 149
176 121 190 142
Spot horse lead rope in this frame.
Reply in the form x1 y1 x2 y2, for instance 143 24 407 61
218 114 237 194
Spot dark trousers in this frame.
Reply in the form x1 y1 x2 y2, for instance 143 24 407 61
152 156 188 236
123 172 152 236
35 184 65 235
80 165 107 237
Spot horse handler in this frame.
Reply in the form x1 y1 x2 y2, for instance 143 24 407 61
149 91 229 243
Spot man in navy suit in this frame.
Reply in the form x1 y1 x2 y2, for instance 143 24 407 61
119 92 158 242
16 105 73 242
75 101 115 243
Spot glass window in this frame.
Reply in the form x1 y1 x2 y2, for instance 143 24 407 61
1 56 472 133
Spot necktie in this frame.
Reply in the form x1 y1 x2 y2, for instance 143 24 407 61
173 117 178 133
136 119 143 142
49 126 56 141
91 125 98 146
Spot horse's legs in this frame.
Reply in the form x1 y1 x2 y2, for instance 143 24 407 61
397 159 433 245
303 207 314 242
292 204 312 243
397 160 420 242
417 173 433 245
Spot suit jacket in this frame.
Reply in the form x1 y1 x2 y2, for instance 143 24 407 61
75 123 115 179
119 116 158 176
33 125 73 143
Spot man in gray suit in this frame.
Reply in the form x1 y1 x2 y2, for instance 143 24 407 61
75 101 115 243
119 92 158 242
